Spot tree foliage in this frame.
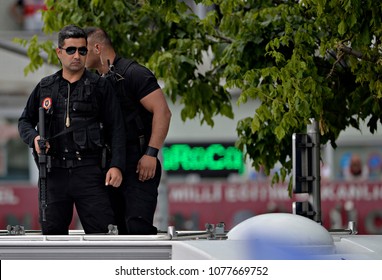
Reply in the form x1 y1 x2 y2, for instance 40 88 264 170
19 0 382 190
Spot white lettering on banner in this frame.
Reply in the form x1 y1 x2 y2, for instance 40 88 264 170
168 182 382 204
169 183 222 203
224 183 290 203
321 185 336 201
170 182 291 203
321 183 382 201
225 183 259 202
0 187 19 205
268 184 291 200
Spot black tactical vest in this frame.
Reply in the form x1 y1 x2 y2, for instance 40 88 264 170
39 71 103 156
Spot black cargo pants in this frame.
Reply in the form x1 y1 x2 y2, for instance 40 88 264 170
108 145 161 235
40 164 115 235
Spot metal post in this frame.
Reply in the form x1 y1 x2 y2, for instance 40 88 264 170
307 119 322 223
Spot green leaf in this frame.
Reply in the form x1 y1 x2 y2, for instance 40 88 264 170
338 20 347 36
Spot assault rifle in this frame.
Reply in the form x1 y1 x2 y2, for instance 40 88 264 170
38 107 50 222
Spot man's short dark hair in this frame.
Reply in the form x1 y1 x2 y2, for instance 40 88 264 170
58 25 87 47
84 26 113 47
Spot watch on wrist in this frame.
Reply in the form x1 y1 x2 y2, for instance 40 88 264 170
145 146 159 157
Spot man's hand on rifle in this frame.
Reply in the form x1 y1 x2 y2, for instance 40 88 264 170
34 135 50 154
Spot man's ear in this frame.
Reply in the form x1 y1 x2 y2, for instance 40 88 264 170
55 47 62 59
95 43 101 54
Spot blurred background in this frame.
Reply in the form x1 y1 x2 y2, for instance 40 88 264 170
1 0 382 235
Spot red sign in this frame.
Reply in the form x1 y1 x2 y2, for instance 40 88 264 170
1 182 382 234
0 184 80 231
168 181 382 234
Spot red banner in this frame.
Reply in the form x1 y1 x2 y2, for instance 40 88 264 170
168 181 382 234
0 184 80 231
1 181 382 234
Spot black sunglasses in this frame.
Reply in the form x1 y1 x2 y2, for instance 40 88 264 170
59 46 88 56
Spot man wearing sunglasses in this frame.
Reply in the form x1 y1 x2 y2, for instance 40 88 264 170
18 25 126 235
84 27 172 235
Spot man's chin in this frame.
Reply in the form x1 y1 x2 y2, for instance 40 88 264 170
70 63 84 70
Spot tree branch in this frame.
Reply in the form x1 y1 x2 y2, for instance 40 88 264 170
337 45 363 59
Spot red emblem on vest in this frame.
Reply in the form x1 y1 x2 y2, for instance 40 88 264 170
42 97 52 110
